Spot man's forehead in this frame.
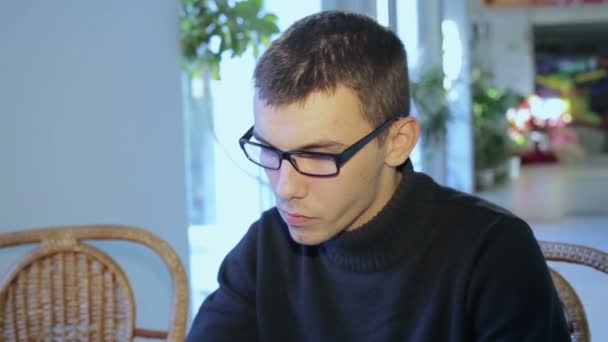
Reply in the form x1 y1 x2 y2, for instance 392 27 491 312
251 106 350 153
251 85 372 149
251 123 347 152
253 108 349 150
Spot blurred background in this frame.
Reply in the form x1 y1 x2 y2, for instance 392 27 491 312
1 0 606 339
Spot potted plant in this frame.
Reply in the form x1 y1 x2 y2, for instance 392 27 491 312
471 68 523 190
180 0 280 79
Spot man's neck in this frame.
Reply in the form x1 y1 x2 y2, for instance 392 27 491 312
345 168 404 232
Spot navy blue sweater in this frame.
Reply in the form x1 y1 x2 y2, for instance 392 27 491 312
187 169 570 341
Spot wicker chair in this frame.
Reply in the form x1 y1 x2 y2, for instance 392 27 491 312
539 241 608 342
0 225 188 341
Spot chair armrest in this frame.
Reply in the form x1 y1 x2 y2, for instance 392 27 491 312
134 328 169 340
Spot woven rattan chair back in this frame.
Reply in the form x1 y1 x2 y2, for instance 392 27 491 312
540 241 608 342
0 225 188 342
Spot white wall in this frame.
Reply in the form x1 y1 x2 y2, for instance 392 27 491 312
469 1 608 95
0 0 190 335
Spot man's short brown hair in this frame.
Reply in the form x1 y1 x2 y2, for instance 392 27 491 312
253 11 410 130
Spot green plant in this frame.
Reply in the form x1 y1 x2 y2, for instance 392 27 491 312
180 0 280 79
471 69 523 170
410 66 452 145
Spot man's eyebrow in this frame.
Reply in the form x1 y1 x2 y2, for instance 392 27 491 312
252 131 345 152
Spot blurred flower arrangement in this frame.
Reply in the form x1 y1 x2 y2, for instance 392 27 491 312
506 94 586 163
474 54 607 189
516 53 608 162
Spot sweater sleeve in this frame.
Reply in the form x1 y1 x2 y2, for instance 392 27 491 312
466 216 571 342
186 226 258 342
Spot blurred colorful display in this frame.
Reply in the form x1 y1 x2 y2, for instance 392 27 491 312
503 54 608 164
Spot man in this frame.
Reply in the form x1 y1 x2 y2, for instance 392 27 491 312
187 11 570 342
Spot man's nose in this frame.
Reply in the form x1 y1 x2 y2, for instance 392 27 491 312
274 159 307 200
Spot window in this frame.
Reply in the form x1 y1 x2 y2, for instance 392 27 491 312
187 0 322 311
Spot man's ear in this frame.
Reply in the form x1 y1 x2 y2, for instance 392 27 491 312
384 116 420 167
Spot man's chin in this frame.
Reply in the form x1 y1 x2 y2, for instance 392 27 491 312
287 226 329 246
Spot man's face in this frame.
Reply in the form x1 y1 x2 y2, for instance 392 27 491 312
253 86 400 245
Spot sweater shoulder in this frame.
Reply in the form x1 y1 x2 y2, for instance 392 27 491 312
425 176 520 229
416 174 531 249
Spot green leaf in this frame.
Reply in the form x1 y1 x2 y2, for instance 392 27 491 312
192 64 204 78
260 34 271 46
219 34 228 54
181 18 193 31
209 59 221 80
234 0 259 18
180 0 278 78
252 42 260 58
251 0 263 12
214 0 228 11
262 13 278 23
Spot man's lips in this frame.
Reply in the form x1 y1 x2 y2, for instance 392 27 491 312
279 209 314 226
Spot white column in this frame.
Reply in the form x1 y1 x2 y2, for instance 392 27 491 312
415 0 447 184
442 0 474 193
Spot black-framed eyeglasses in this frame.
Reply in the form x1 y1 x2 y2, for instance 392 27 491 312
238 115 400 177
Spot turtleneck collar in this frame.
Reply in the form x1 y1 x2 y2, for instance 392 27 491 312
319 160 435 272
